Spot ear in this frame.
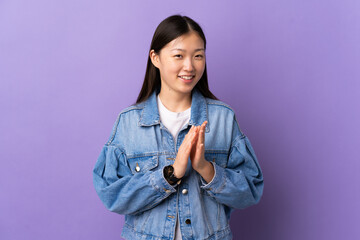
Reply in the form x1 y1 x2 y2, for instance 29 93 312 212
149 49 160 69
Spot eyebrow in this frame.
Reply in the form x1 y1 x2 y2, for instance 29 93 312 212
171 48 205 52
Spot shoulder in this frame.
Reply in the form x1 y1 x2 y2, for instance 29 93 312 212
205 98 236 116
113 101 146 123
205 97 246 140
118 102 145 115
111 102 145 127
106 102 145 145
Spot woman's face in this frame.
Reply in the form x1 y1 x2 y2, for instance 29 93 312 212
150 31 206 95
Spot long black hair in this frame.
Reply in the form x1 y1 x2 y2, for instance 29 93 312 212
135 14 218 104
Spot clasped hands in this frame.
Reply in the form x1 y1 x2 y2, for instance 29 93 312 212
173 120 215 184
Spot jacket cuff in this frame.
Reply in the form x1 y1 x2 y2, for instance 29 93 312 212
200 161 226 193
150 166 178 197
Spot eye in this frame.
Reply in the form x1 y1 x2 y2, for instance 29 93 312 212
195 55 204 59
174 54 182 58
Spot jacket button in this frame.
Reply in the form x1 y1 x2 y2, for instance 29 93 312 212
135 163 140 172
182 189 188 195
185 219 191 224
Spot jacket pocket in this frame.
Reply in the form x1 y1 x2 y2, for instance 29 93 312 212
128 155 159 175
204 152 228 168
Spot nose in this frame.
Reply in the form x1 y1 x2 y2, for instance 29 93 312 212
183 57 194 72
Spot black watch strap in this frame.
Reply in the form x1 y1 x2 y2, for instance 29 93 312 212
163 165 182 185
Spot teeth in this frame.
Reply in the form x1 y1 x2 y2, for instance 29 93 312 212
179 76 194 80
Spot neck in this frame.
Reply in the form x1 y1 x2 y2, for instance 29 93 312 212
158 88 192 113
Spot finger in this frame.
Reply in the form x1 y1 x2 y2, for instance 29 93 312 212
192 127 200 144
184 125 194 140
190 125 197 134
184 125 199 148
198 122 207 146
194 140 204 159
202 121 208 128
183 133 195 154
189 131 199 151
189 125 194 133
185 141 192 154
188 126 197 143
179 127 193 154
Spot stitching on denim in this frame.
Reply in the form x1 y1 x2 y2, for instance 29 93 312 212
139 102 146 125
149 173 160 191
147 188 167 208
130 174 165 216
106 113 121 145
138 119 160 127
140 209 151 232
206 99 235 113
209 164 226 194
106 106 145 145
123 223 231 240
216 202 221 233
105 144 126 155
120 105 143 115
129 156 159 174
126 151 174 158
206 99 246 138
198 184 213 234
138 100 160 127
204 152 228 169
105 147 175 158
202 225 231 240
233 135 246 154
217 170 227 193
231 133 246 149
122 223 166 240
205 98 210 132
204 149 228 154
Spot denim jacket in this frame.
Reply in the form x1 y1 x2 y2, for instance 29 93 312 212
93 87 264 240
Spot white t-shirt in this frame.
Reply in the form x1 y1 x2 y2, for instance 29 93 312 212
157 94 191 240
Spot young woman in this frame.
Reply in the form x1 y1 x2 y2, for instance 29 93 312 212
93 15 264 240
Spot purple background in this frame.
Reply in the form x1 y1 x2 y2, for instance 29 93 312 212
1 0 359 239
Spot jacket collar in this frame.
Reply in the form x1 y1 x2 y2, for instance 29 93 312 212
139 87 209 132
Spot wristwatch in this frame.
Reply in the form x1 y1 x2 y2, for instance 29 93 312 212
163 165 182 185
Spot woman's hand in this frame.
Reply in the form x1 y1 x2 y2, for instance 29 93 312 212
173 125 199 178
190 121 215 183
190 121 207 170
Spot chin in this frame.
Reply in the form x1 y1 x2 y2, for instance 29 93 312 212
177 84 196 94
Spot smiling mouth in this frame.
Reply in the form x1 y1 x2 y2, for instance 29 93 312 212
178 75 195 80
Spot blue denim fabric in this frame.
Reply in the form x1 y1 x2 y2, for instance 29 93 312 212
93 87 264 240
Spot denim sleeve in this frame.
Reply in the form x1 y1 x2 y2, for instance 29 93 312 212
200 116 264 209
92 144 177 215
